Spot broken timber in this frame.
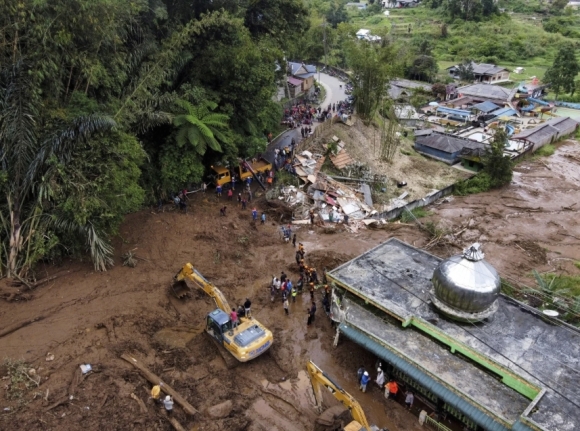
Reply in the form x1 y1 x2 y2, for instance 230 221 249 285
120 353 198 415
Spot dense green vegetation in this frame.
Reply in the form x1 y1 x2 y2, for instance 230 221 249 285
1 0 309 276
336 1 580 87
1 0 578 276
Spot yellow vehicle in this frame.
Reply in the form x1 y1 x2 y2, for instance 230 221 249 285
173 263 273 362
307 360 375 431
211 157 271 187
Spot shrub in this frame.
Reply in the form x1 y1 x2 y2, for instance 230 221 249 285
535 144 555 157
454 172 492 196
400 207 432 223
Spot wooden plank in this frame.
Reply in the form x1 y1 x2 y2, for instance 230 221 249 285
120 353 198 415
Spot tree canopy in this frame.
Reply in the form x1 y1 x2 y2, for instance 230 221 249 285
544 44 580 99
0 0 308 276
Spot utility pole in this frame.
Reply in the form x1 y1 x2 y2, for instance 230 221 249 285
323 21 328 72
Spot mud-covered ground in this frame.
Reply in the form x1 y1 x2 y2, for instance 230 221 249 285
1 141 578 431
0 188 426 431
426 140 580 287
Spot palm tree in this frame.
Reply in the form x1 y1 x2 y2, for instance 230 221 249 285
1 61 117 277
173 99 231 155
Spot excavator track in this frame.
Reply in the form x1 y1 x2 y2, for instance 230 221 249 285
209 336 240 369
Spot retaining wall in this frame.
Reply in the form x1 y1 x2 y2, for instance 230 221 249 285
373 184 456 220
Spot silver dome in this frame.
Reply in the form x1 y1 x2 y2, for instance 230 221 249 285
430 243 500 322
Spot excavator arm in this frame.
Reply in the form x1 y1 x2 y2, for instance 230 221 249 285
307 361 371 431
174 263 232 313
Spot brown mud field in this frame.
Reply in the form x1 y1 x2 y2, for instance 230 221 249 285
1 142 579 430
0 191 425 431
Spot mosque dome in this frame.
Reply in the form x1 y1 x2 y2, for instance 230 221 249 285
430 243 500 322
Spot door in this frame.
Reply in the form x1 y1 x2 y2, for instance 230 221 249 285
206 317 223 342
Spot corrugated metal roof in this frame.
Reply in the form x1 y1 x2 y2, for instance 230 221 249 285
512 117 578 145
459 84 512 101
287 77 302 87
545 116 579 131
414 129 434 136
415 132 483 154
492 107 516 117
296 72 316 79
472 101 500 113
472 63 508 75
339 324 521 431
436 106 471 117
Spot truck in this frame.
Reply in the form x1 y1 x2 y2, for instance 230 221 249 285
172 263 273 363
211 157 272 188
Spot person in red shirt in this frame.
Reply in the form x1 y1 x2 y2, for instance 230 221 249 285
230 308 239 328
385 379 399 400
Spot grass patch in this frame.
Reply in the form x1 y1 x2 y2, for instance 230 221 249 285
543 273 580 298
454 173 492 196
3 359 40 401
575 261 580 270
400 206 432 223
534 144 555 157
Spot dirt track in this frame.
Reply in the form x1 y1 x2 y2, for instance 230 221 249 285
1 142 579 430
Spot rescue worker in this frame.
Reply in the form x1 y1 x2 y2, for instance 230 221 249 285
291 286 297 302
244 298 252 318
360 371 370 392
310 301 317 322
385 379 399 400
283 296 289 315
296 251 302 265
309 282 315 301
151 385 161 404
163 395 174 415
310 268 319 284
230 308 239 328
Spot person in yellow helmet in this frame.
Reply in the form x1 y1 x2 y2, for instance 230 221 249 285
151 384 161 404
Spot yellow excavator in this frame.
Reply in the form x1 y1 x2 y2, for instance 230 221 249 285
172 263 273 362
307 361 380 431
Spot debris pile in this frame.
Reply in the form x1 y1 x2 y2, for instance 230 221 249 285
278 170 386 231
293 150 325 183
325 136 355 170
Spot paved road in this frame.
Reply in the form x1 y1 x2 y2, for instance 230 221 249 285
264 72 348 163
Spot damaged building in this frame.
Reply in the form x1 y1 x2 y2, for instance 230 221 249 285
328 238 580 431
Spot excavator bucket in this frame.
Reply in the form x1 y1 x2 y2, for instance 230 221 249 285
171 280 191 299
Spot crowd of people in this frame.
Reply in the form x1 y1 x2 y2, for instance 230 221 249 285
266 240 332 327
357 364 416 413
282 102 318 129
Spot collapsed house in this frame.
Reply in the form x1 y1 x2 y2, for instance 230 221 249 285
283 147 380 230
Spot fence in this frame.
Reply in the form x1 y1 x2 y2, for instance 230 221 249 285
313 62 351 82
424 415 453 431
295 116 341 154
